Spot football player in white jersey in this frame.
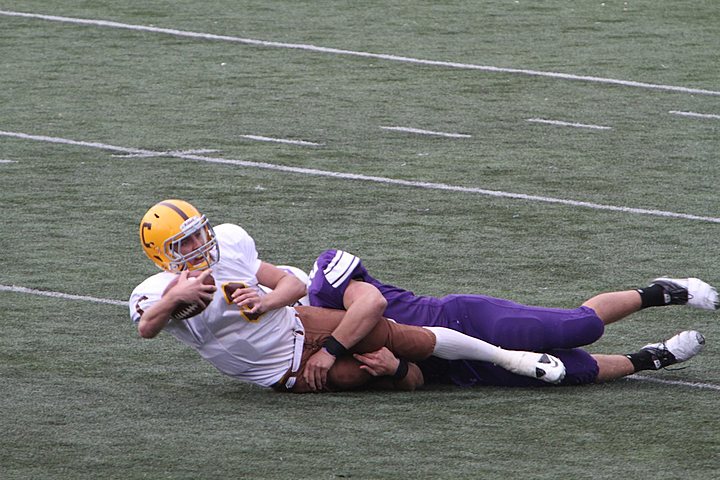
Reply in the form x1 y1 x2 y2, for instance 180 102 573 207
129 199 569 393
130 200 308 387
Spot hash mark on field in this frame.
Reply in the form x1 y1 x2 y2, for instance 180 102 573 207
112 148 220 158
240 135 324 146
669 110 720 120
3 129 720 224
1 10 719 97
526 118 612 130
0 159 17 163
380 126 472 138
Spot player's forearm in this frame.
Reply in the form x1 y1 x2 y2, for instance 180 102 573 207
261 274 306 311
331 293 387 349
138 296 178 338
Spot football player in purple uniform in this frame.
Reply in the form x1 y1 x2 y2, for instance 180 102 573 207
307 249 715 387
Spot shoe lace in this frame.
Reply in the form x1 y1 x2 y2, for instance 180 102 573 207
650 342 691 371
644 344 675 370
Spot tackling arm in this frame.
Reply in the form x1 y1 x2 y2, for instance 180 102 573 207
332 280 388 349
303 280 388 390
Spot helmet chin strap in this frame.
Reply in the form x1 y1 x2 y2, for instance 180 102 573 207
180 253 214 271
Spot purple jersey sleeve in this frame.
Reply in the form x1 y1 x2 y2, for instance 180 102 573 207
308 249 366 309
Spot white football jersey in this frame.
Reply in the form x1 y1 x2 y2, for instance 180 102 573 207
129 223 300 387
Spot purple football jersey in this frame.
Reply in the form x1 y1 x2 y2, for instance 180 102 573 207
309 249 447 327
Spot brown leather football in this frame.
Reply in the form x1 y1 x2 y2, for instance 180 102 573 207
163 270 216 321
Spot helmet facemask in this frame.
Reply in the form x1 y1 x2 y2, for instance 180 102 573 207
164 215 219 272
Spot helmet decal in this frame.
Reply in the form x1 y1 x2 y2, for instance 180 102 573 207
140 222 154 248
158 200 190 220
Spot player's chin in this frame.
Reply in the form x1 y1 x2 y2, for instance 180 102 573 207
186 257 211 270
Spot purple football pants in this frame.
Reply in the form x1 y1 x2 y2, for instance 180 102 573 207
423 294 605 386
438 294 605 350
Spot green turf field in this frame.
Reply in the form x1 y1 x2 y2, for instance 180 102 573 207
1 1 719 478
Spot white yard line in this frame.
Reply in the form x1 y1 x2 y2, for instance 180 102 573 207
626 374 720 392
669 110 720 120
526 118 612 130
380 126 472 138
3 128 720 224
4 283 720 392
1 9 719 97
240 135 324 146
0 159 18 163
0 284 126 306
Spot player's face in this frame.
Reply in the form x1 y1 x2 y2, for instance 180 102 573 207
179 231 206 264
179 231 201 253
163 214 219 272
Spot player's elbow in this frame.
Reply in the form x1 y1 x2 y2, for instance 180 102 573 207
369 292 388 314
288 275 308 300
137 319 159 339
344 281 387 315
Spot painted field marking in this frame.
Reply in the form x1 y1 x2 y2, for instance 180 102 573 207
2 128 720 224
1 10 719 97
669 110 720 120
112 148 220 158
0 284 126 306
627 374 720 392
526 118 612 130
4 283 720 392
240 135 324 146
0 159 18 163
380 126 472 138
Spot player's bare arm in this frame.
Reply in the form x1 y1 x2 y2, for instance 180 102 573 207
138 270 216 339
230 262 306 314
333 280 388 349
303 280 387 391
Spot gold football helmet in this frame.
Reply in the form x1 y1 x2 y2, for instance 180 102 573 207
139 199 219 272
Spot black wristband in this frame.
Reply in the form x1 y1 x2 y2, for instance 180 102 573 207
393 359 409 380
322 335 348 357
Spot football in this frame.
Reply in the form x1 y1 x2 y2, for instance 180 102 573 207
163 270 216 321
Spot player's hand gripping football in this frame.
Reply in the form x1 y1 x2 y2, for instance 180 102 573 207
169 269 217 308
303 348 337 392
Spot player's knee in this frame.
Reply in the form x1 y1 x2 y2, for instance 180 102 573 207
576 310 605 345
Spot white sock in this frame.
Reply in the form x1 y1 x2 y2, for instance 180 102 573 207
423 327 566 383
423 326 515 366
